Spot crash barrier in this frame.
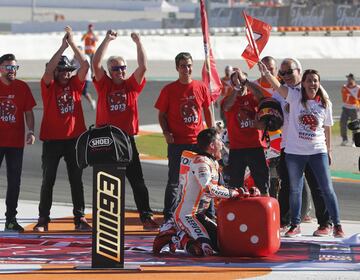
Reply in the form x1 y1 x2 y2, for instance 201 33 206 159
76 125 132 269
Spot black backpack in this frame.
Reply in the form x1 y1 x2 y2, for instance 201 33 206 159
76 125 133 168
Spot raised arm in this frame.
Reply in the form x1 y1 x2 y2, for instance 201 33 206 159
258 61 288 98
222 69 247 112
42 30 69 85
131 33 147 85
65 26 89 82
92 29 117 81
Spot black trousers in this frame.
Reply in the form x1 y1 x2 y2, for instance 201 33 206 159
126 136 153 221
0 147 24 220
38 139 85 220
228 147 270 195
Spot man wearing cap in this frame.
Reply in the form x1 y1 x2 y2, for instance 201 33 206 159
92 30 159 230
340 73 360 146
81 23 98 61
0 53 36 232
33 26 91 232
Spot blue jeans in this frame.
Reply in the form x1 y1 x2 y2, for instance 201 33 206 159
0 147 24 220
285 153 341 226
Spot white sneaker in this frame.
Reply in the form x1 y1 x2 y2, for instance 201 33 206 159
340 140 348 146
351 142 356 148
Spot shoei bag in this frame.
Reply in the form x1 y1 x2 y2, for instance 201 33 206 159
76 125 133 168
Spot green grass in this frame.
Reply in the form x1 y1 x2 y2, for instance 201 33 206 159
136 121 341 159
135 133 167 158
332 121 340 136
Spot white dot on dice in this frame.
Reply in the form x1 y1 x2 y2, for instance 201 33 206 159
239 224 248 232
251 235 259 244
227 212 235 221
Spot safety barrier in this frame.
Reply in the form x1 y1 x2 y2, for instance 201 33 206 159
87 26 360 37
275 26 360 36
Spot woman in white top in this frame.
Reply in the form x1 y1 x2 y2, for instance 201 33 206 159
257 63 344 238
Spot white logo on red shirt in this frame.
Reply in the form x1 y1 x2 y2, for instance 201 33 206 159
0 98 16 123
108 91 127 112
56 89 74 115
180 100 199 124
236 104 255 129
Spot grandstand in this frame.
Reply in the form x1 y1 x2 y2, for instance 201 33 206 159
0 0 360 34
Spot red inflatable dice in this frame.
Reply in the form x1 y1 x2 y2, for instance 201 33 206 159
217 196 280 257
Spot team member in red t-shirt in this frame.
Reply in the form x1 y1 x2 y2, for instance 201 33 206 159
0 53 36 232
33 26 91 232
92 30 158 230
155 52 214 222
222 68 269 195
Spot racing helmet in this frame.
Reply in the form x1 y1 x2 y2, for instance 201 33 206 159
256 97 284 131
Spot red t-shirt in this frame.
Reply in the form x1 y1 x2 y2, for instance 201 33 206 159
222 92 265 149
155 80 211 144
93 73 145 136
0 79 36 147
40 76 86 140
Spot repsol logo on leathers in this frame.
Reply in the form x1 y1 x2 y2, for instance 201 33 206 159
89 137 113 148
185 216 205 237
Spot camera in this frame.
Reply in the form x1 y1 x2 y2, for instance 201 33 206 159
347 119 360 171
347 119 360 147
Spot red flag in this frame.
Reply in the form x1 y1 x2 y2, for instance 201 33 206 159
200 0 222 102
241 11 272 69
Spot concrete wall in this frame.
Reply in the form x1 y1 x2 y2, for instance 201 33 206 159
2 33 359 80
2 33 360 60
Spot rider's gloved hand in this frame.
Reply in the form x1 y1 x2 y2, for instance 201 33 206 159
237 186 250 198
249 186 261 197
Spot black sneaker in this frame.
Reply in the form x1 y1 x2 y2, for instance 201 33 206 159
142 216 159 231
33 217 50 232
74 217 92 232
5 218 24 232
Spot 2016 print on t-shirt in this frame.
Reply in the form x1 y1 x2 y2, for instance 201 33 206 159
108 90 127 113
56 88 74 115
0 97 16 123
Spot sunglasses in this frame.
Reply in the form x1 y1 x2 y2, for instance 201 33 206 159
111 65 127 72
1 65 19 71
278 68 297 76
